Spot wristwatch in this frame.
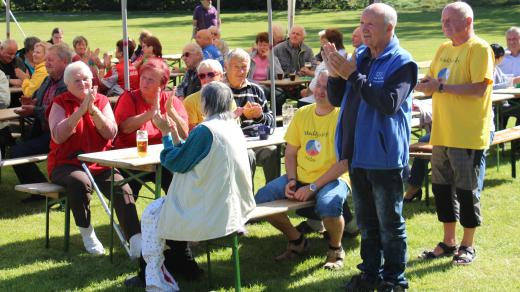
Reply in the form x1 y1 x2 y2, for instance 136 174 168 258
309 183 318 193
438 83 444 93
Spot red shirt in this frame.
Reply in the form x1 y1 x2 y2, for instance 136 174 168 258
104 62 139 91
46 91 111 176
113 89 188 149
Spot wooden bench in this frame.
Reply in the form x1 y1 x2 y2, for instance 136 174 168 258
409 126 520 204
0 154 48 183
206 199 315 291
14 182 70 251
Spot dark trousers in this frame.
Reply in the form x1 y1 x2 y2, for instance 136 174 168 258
11 131 50 184
50 165 141 240
0 126 16 159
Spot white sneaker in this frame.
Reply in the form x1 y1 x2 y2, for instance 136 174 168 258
78 225 105 255
129 233 142 260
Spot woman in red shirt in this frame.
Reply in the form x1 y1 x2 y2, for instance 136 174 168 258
113 58 198 280
47 61 140 256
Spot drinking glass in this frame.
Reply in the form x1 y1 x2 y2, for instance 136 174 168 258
136 130 148 157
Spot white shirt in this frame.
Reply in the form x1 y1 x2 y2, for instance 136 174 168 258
498 51 520 76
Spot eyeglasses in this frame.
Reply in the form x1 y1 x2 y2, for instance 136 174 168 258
182 52 190 58
198 72 219 80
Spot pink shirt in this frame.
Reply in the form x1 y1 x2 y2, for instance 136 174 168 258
252 55 269 81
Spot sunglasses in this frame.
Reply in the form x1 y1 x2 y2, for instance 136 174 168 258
198 72 219 80
182 52 191 58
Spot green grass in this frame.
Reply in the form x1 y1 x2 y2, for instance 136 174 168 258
2 6 520 291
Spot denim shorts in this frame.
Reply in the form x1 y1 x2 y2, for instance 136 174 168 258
255 175 349 218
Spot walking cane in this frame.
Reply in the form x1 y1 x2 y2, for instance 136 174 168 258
81 163 131 257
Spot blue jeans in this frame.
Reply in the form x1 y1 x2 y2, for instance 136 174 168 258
255 175 349 218
478 131 494 193
350 168 408 288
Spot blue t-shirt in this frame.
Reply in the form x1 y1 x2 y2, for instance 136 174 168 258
202 45 224 67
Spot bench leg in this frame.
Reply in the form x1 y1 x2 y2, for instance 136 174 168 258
232 233 241 292
64 198 70 252
206 241 212 290
45 197 50 248
511 142 517 178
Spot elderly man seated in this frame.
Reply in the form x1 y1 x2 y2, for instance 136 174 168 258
0 39 27 107
255 70 350 270
208 25 229 56
129 82 255 291
11 43 71 203
499 26 520 81
225 48 278 184
195 29 223 67
273 25 315 77
175 43 203 100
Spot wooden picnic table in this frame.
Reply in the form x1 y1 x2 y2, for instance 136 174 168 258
258 77 311 88
9 87 22 94
0 107 20 122
417 60 431 69
494 87 520 97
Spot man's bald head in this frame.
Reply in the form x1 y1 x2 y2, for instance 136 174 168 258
196 29 213 48
182 43 204 69
0 39 18 64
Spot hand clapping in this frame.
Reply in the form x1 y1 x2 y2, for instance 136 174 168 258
322 42 357 80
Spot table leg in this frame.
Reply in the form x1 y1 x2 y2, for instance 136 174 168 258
155 165 162 199
110 167 115 262
496 105 500 172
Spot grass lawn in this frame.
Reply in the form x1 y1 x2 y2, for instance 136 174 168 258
1 6 520 291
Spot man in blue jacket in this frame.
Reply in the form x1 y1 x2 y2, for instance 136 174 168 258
325 3 417 291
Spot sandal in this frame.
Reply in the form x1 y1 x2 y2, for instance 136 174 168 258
274 237 309 261
453 246 476 265
418 242 457 260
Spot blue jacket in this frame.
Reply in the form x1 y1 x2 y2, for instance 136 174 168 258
331 36 417 169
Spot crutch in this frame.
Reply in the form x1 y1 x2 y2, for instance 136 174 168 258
81 163 131 257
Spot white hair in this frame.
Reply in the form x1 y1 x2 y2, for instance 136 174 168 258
63 61 93 86
197 59 223 73
365 3 398 29
291 25 306 37
225 48 251 66
444 1 474 20
506 26 520 36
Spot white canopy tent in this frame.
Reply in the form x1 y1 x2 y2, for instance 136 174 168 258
3 0 292 116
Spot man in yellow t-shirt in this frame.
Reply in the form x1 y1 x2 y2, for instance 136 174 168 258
415 2 493 266
255 71 350 270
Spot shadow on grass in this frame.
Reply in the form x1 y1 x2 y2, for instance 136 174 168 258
0 223 137 291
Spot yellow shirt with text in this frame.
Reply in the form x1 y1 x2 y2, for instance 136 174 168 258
284 104 349 184
428 36 493 149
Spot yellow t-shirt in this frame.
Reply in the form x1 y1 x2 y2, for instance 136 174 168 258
428 36 494 150
183 90 237 129
183 90 204 128
284 104 348 184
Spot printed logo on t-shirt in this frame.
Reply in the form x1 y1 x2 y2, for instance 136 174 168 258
305 140 322 156
438 68 450 83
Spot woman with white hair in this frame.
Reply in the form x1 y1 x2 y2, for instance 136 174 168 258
46 61 140 256
127 81 255 291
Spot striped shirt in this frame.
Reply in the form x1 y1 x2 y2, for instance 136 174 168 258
228 79 275 128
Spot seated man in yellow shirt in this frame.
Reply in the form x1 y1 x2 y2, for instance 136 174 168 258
255 70 350 270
